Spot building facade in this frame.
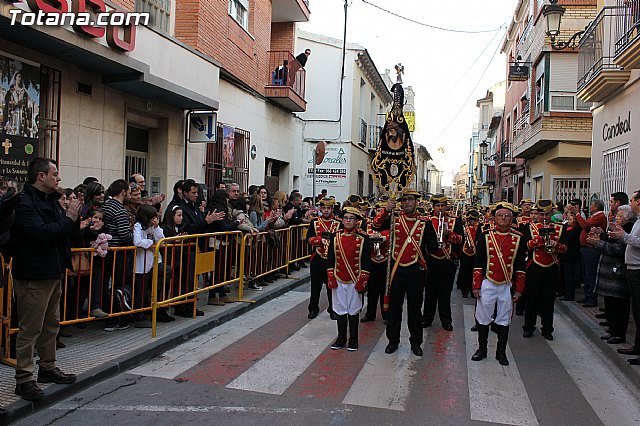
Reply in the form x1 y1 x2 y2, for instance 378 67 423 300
577 0 640 203
453 163 468 204
499 0 596 207
296 30 392 202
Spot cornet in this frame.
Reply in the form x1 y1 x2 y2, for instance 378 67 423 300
437 212 445 249
538 219 555 253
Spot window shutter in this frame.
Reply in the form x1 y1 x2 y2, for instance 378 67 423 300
550 53 578 92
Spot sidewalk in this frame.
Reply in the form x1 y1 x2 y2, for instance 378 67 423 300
0 268 311 423
554 291 640 389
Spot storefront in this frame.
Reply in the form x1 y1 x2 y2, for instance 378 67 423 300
0 2 220 193
590 76 639 200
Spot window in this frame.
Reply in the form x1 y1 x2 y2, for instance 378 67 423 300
357 170 364 196
534 176 543 201
601 145 629 204
549 93 594 112
229 0 249 30
481 105 489 129
136 0 172 33
535 74 545 116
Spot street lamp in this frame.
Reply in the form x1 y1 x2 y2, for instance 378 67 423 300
479 141 498 162
542 0 585 50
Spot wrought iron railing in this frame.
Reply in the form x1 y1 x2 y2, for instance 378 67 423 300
500 141 514 164
578 7 625 91
614 0 640 55
367 124 381 150
513 113 528 138
359 119 368 146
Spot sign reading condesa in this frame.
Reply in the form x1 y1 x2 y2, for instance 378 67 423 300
23 0 136 52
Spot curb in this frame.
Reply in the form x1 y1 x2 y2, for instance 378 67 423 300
555 299 640 389
2 273 311 424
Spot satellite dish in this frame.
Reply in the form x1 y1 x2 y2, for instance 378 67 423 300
315 141 326 165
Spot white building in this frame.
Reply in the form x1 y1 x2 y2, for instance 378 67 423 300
295 31 392 202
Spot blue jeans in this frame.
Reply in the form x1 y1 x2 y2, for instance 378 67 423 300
580 246 600 303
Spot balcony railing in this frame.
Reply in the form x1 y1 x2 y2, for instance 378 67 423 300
499 141 516 166
367 124 381 151
265 51 306 112
513 113 528 138
359 119 368 146
483 166 496 185
614 0 640 55
578 7 626 91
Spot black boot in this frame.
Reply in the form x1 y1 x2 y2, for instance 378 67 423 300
471 324 489 361
347 314 359 351
496 325 510 366
331 315 348 349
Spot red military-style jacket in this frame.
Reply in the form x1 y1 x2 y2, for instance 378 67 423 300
326 229 371 284
373 209 438 270
306 216 341 260
473 228 527 294
429 214 464 261
526 222 568 268
462 223 479 257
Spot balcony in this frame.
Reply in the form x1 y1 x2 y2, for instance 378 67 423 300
614 0 640 69
367 124 381 151
265 51 307 112
482 166 496 185
577 7 631 103
513 113 528 139
499 141 517 167
359 119 368 147
272 0 310 23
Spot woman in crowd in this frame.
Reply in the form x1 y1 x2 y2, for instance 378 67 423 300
82 181 105 219
125 183 142 230
588 205 637 344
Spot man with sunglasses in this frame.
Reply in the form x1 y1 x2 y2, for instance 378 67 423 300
373 188 438 356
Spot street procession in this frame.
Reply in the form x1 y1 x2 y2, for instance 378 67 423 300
1 0 640 425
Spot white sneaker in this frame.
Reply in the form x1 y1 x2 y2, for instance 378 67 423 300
248 283 262 291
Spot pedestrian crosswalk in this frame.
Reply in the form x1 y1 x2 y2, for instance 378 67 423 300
129 292 640 425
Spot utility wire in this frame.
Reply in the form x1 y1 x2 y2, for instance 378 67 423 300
429 28 505 146
361 0 505 34
433 26 504 106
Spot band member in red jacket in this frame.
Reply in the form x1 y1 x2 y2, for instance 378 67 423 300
306 197 341 319
471 202 527 366
326 207 371 351
361 200 390 322
457 208 481 298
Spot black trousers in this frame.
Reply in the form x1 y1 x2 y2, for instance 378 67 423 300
364 261 387 319
423 258 456 326
456 253 474 296
386 264 424 346
604 296 630 338
524 263 559 334
308 255 332 313
626 269 640 347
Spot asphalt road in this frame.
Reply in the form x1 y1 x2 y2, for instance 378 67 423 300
14 285 640 426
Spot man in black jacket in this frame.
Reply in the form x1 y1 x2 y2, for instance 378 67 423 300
11 158 82 401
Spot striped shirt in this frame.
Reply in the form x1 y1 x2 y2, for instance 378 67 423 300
103 198 133 247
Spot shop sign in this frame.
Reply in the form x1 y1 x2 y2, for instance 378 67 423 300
508 65 529 82
602 111 631 142
188 112 217 143
306 145 348 188
0 52 40 181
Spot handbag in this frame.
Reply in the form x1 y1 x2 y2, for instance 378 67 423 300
71 251 92 276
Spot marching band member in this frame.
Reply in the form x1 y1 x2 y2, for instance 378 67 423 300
517 198 534 229
423 194 464 331
306 196 341 320
326 207 371 351
522 200 568 340
361 200 390 323
373 188 438 356
471 202 527 366
456 208 481 298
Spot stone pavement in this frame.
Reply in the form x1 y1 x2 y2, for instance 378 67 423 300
0 268 311 423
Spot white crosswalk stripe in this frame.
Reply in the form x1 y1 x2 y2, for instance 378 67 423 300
549 313 640 425
129 291 309 379
226 311 336 395
342 326 418 411
463 305 539 426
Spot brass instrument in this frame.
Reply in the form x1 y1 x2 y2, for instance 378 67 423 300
370 236 385 262
538 222 555 253
437 212 445 248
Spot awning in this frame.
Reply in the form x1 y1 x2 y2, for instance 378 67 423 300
0 16 218 110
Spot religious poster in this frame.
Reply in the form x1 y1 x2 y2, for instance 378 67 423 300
371 83 415 196
0 52 40 181
222 124 235 181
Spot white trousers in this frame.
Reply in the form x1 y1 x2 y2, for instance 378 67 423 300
475 279 513 326
332 280 363 316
